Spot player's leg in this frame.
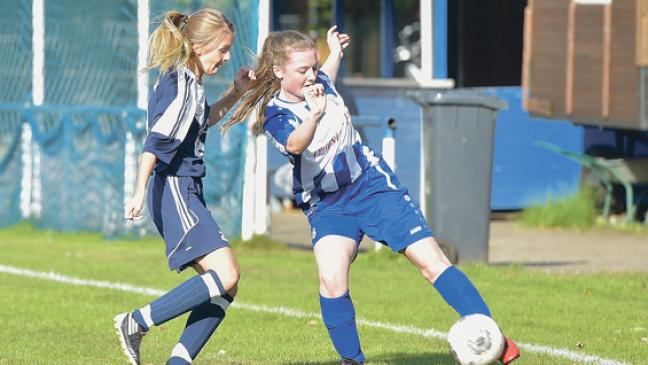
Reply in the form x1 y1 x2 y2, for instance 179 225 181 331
115 248 238 365
314 235 365 364
404 237 490 317
166 257 238 365
403 238 520 363
130 247 239 332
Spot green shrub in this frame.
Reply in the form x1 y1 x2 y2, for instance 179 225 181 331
521 188 597 229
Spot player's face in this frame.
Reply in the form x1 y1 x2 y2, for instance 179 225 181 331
194 32 233 76
274 48 318 102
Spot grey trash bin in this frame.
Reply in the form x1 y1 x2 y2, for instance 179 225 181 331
408 89 506 263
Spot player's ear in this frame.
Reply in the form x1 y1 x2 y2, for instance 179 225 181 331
272 65 283 80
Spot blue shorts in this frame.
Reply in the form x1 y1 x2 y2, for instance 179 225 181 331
148 174 230 272
306 160 433 252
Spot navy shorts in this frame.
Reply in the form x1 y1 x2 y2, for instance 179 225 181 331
148 174 230 272
307 160 433 252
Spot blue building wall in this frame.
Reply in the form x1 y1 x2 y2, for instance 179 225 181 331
266 85 585 210
483 87 583 209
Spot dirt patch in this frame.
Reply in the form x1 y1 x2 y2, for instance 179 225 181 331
489 220 648 273
270 212 648 273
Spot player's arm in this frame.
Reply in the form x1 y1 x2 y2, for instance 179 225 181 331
285 84 326 154
208 66 254 127
124 152 156 221
319 25 350 83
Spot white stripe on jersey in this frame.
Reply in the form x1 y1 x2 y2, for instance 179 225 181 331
374 163 397 190
150 67 199 142
320 163 340 192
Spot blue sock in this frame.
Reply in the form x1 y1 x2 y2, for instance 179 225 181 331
433 266 491 317
320 291 365 363
132 270 225 331
167 294 234 365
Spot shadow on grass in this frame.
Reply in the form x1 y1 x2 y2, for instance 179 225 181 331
283 351 456 365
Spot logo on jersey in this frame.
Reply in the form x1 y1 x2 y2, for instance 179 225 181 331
409 226 422 235
311 228 317 240
313 131 341 158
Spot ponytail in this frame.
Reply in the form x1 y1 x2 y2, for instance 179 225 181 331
221 43 281 134
145 9 234 74
145 11 192 73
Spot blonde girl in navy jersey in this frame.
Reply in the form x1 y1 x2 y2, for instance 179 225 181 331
223 27 520 365
114 8 252 365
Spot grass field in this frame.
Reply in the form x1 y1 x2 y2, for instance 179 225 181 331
1 224 646 365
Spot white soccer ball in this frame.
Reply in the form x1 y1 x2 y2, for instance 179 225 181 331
447 314 505 365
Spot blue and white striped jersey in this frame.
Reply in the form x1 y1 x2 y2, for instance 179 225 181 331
144 66 209 177
264 71 380 209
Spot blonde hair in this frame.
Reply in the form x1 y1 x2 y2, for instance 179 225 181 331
222 30 315 133
145 8 234 74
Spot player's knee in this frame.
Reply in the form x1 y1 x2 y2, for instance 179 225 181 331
203 266 239 297
319 271 348 297
226 284 239 298
219 265 240 292
419 261 450 283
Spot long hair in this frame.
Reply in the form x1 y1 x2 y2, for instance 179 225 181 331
145 8 234 74
222 30 315 133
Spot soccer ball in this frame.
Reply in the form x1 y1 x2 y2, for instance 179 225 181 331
447 314 505 365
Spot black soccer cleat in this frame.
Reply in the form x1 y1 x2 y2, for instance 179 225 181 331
114 312 145 365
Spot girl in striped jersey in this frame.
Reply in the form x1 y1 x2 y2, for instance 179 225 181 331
115 8 253 365
224 28 519 364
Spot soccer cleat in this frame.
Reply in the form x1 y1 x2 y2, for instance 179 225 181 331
114 312 146 365
499 336 520 364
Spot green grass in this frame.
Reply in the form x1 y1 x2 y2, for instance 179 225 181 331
521 188 597 229
1 223 647 364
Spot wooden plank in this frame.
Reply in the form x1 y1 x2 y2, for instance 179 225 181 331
637 0 648 66
609 0 639 126
566 1 576 115
602 4 611 118
522 5 533 111
527 96 553 117
528 0 570 117
571 4 605 119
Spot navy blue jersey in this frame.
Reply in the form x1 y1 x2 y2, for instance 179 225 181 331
144 67 209 177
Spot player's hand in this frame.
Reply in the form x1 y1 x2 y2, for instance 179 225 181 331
233 66 255 96
303 84 326 116
124 191 145 221
326 25 350 58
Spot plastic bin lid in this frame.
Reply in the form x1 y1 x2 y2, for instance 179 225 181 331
407 89 507 110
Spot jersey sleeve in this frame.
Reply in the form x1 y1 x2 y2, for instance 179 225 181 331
143 69 197 165
317 69 334 85
263 112 298 158
316 70 338 97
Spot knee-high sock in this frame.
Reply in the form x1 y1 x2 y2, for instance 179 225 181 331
166 294 234 365
132 270 225 331
320 291 365 363
433 266 491 317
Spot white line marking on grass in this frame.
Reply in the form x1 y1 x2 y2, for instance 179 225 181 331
0 264 632 365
